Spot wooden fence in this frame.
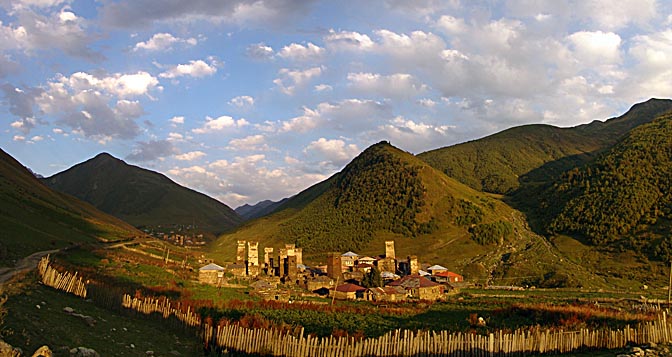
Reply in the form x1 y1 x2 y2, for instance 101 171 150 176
37 255 87 298
204 313 672 356
121 294 201 327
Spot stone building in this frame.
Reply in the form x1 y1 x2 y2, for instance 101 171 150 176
388 274 444 301
326 252 342 279
236 240 246 264
332 283 366 300
198 263 225 285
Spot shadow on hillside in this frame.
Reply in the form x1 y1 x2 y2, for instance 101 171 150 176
504 152 598 236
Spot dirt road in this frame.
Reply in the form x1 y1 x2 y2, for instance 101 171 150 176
0 249 60 285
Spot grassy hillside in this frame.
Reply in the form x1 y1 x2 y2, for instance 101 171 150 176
418 98 672 194
211 142 603 288
43 153 242 236
545 112 672 255
0 149 140 265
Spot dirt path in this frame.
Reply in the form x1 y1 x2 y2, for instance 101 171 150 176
0 249 60 285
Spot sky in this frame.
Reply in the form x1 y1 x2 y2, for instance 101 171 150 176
1 0 672 208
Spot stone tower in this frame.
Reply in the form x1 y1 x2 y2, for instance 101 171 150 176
236 240 246 263
248 241 259 267
326 252 342 279
295 247 303 265
385 240 395 259
408 255 419 275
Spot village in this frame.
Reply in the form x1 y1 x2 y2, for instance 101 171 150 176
198 240 464 303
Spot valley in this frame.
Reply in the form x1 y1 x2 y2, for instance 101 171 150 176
2 99 672 355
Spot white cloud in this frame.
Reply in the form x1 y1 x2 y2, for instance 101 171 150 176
30 135 43 142
159 59 218 79
229 95 255 108
169 116 185 124
568 31 621 65
417 98 437 107
246 42 274 60
175 151 206 161
314 84 332 92
2 7 101 60
273 66 322 95
324 29 374 51
277 42 325 62
347 72 427 99
227 134 270 151
58 71 160 98
304 138 360 165
375 116 455 152
167 132 184 141
134 33 198 51
192 115 249 134
435 15 466 35
13 135 25 141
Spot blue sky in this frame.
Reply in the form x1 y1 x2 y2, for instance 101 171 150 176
1 0 671 207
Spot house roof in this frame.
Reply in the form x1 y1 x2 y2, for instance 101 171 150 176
381 271 400 279
427 264 448 271
199 263 225 271
358 256 376 261
368 286 406 295
435 271 463 278
388 275 442 288
335 283 366 293
418 270 431 276
341 251 359 257
250 280 275 290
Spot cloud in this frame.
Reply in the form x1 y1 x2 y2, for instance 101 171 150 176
304 138 360 166
126 140 176 162
6 7 102 60
0 55 20 77
167 153 327 207
245 42 275 60
55 71 160 98
14 70 161 139
169 116 185 125
374 116 455 153
273 66 322 95
192 115 249 134
347 72 428 99
314 84 332 92
577 0 657 30
567 31 621 66
278 99 390 134
159 59 218 79
324 29 374 51
1 84 44 132
227 134 270 151
175 151 206 161
277 42 325 62
100 0 316 29
133 33 198 51
229 95 254 108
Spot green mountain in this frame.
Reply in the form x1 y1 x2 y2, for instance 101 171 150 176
235 199 288 221
211 141 600 288
0 149 140 265
418 98 672 195
43 153 242 237
545 111 672 254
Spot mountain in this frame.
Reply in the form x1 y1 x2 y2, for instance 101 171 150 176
43 153 242 237
0 149 140 265
235 199 288 221
211 141 601 288
418 98 672 195
545 111 672 253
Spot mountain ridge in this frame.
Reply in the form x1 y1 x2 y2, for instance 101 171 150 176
43 153 242 237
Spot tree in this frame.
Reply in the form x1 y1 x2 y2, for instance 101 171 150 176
361 267 382 288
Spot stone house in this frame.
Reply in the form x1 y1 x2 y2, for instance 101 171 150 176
388 274 444 301
305 275 334 292
198 263 225 285
433 271 464 283
427 264 449 275
341 251 359 271
365 286 407 303
332 283 366 300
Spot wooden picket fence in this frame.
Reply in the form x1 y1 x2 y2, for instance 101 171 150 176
203 313 672 356
121 294 202 327
37 255 87 298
